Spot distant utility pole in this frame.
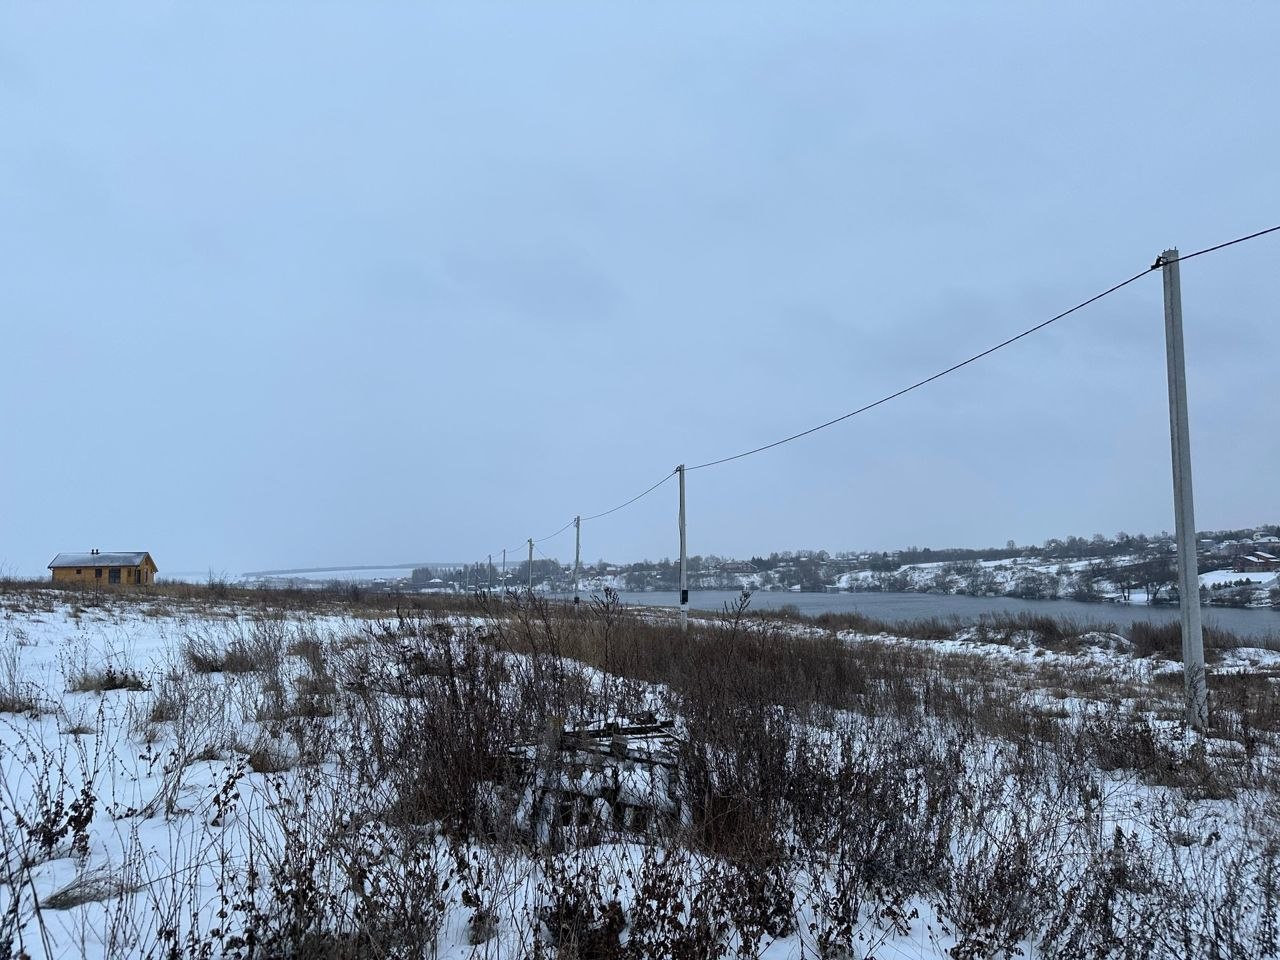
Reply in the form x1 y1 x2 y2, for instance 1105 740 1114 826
527 539 534 592
678 464 688 632
501 549 506 593
488 554 493 594
573 516 582 607
1160 247 1209 730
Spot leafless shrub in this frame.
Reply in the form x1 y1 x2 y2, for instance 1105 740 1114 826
536 857 627 957
254 677 290 723
1080 712 1236 799
144 678 183 725
183 767 451 957
0 729 100 874
1127 619 1247 661
0 639 42 715
183 624 275 674
286 632 327 673
335 613 533 838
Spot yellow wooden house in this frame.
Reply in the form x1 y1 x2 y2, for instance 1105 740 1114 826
49 551 158 586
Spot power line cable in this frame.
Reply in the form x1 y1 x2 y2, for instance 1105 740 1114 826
1165 223 1280 266
686 267 1152 471
580 469 677 523
684 222 1278 472
490 471 675 566
533 519 576 544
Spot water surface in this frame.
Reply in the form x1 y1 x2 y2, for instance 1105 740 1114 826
588 590 1280 641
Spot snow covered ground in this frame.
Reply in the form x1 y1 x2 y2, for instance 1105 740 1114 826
2 586 1278 958
834 553 1279 606
0 594 365 958
1199 569 1274 589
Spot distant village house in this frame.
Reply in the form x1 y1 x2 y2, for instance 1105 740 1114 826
49 550 158 586
1234 552 1280 573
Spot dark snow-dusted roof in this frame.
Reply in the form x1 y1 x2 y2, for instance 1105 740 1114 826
48 552 154 569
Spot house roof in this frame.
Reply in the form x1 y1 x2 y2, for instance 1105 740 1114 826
1240 553 1280 565
48 552 155 570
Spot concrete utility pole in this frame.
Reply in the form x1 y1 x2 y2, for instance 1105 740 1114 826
678 464 688 632
1160 248 1209 730
573 516 582 607
527 539 534 592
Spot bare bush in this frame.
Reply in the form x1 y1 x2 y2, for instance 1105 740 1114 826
183 622 279 674
0 637 41 715
67 663 149 693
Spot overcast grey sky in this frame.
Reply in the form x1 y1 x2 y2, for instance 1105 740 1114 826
2 2 1277 576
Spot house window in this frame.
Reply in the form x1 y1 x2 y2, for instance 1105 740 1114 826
108 569 120 584
95 569 102 579
75 569 82 575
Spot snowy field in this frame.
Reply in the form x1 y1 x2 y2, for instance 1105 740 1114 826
2 584 1279 958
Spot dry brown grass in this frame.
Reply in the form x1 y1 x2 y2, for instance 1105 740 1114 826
68 664 149 693
238 737 296 774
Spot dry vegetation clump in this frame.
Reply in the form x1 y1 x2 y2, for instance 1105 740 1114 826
1210 668 1280 744
0 685 41 716
182 620 287 674
42 866 142 910
144 678 184 725
239 737 296 774
284 627 327 662
67 663 149 693
1126 618 1255 661
806 602 1271 662
800 607 961 641
0 637 43 715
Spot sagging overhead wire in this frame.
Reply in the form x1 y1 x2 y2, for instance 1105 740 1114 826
686 222 1280 473
533 519 576 544
484 476 671 565
685 268 1152 471
477 523 575 569
579 469 678 523
480 529 569 566
1168 223 1280 266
